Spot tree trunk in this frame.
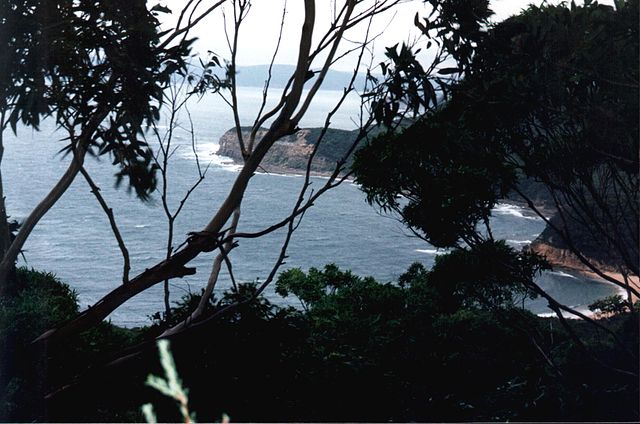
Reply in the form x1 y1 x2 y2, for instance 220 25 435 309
0 116 17 293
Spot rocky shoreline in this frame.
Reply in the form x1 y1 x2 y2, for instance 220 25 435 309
528 240 638 300
528 240 600 273
216 126 358 177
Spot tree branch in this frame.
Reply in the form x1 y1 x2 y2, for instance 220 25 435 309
79 165 130 285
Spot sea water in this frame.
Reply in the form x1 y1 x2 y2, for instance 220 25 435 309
2 87 619 326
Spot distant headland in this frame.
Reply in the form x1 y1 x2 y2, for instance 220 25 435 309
216 126 360 177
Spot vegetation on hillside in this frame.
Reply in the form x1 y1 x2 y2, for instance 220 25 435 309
6 266 636 422
217 126 360 174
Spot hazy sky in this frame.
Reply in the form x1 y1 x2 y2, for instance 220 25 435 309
160 0 613 71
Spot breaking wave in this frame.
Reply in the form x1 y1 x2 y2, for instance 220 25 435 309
493 203 542 221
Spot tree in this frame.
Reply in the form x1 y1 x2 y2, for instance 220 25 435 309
351 1 639 382
354 0 639 311
0 0 205 291
14 0 425 347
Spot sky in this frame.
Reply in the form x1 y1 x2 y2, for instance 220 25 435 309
159 0 614 72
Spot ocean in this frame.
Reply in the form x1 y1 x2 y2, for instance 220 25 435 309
2 86 619 326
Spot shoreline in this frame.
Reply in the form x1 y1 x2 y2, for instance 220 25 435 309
529 241 639 303
217 153 637 307
215 153 354 181
255 164 352 180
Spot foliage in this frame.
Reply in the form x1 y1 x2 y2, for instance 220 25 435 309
353 110 516 246
0 0 194 199
5 265 637 422
366 0 493 126
355 0 639 274
149 290 215 330
0 268 79 345
588 294 637 316
426 241 544 312
141 338 232 424
0 268 143 421
149 283 281 332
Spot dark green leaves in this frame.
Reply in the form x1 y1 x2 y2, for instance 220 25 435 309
150 4 172 14
1 0 194 201
356 0 638 266
353 105 516 247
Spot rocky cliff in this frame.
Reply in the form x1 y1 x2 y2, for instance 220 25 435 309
528 207 636 274
217 126 359 175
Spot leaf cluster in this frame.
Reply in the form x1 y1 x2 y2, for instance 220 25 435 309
1 0 195 200
353 107 516 246
364 0 492 127
355 1 638 260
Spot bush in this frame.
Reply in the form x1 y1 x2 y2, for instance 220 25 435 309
0 268 142 422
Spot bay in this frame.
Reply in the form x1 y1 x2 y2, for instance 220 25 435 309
2 87 619 326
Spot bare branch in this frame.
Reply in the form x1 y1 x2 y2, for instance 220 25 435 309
225 0 250 158
162 207 241 337
249 0 288 154
158 0 228 50
79 165 130 285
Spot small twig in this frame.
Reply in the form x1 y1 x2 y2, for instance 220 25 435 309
144 339 194 423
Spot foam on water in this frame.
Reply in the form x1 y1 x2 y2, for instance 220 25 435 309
537 310 585 319
210 154 244 172
177 141 243 172
253 171 303 179
549 270 579 280
506 239 532 245
493 203 542 221
415 248 449 255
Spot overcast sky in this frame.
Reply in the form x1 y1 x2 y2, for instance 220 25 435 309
160 0 613 72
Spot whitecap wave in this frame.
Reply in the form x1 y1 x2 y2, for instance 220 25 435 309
506 239 532 245
134 224 149 228
253 171 302 179
180 142 243 172
537 307 590 319
493 203 541 221
415 248 449 255
179 141 218 160
210 154 243 172
549 270 579 280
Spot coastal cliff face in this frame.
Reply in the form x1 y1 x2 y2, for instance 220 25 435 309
529 240 600 272
528 211 634 275
509 180 636 276
217 127 358 175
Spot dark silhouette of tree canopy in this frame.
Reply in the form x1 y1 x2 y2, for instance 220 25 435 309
1 0 190 195
354 0 639 302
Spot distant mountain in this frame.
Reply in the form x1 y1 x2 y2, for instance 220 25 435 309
236 65 367 90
